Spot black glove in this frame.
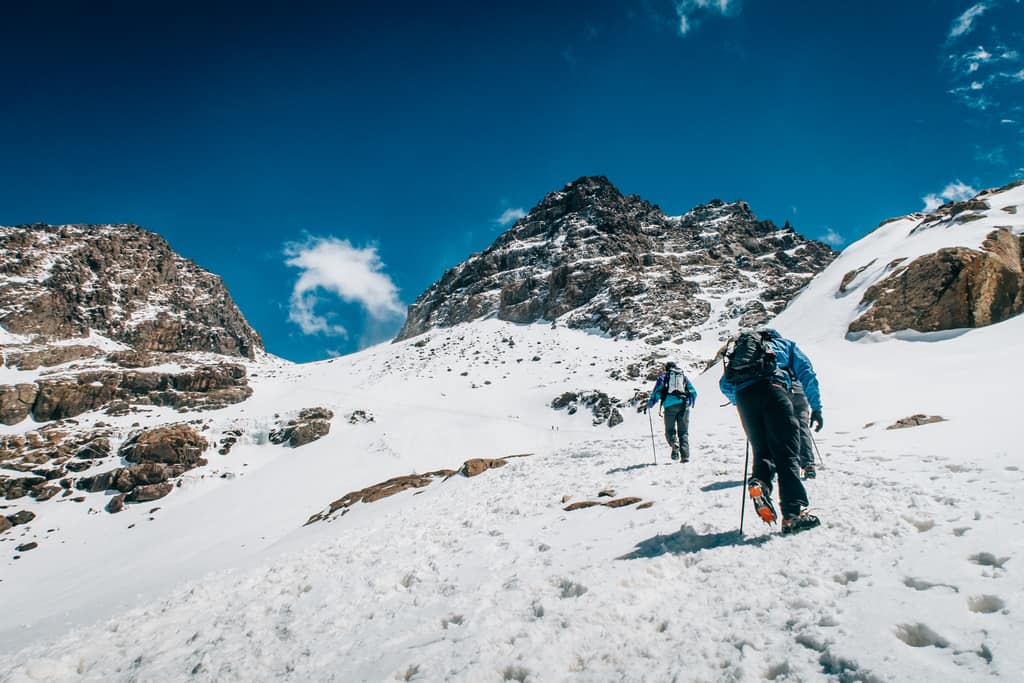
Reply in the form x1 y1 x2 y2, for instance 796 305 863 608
642 405 648 414
810 409 823 432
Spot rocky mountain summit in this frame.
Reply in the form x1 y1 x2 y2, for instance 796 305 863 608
0 223 262 357
397 176 836 345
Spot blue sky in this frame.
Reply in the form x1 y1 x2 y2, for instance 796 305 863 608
1 1 1021 362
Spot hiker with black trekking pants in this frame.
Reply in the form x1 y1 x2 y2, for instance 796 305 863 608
719 329 823 535
643 359 697 462
788 376 817 480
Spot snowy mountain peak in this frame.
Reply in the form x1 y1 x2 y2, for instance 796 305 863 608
396 177 835 351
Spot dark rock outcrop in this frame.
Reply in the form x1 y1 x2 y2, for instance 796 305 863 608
0 384 38 425
0 363 252 425
396 176 835 342
7 510 36 526
0 223 262 357
119 424 209 467
849 229 1024 335
269 407 334 448
551 390 626 427
306 454 532 525
887 415 947 430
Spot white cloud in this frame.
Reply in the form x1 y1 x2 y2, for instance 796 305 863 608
494 207 526 226
674 0 739 37
949 3 989 39
284 237 404 337
922 181 978 212
819 229 845 247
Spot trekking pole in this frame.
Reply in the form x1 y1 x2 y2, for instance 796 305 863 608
647 411 658 465
739 440 749 535
810 433 826 466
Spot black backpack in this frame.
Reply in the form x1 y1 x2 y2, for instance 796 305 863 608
723 331 777 384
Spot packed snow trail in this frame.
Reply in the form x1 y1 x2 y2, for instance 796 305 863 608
3 419 1021 682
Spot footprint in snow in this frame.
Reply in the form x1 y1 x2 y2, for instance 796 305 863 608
967 595 1007 614
894 622 950 649
969 552 1010 570
904 576 959 593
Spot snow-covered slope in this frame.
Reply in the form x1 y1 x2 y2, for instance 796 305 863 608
3 185 1024 681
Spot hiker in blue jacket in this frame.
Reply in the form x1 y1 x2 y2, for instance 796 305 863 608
644 359 697 462
720 329 823 534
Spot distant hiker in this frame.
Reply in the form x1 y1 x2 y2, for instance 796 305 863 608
719 329 823 535
644 359 697 462
788 376 817 479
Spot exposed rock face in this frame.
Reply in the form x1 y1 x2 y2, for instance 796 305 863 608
269 407 334 448
306 454 532 525
551 390 626 427
0 363 251 425
0 384 38 425
0 223 262 357
849 229 1024 335
397 176 835 343
120 424 209 467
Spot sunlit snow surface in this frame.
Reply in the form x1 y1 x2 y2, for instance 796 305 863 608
2 185 1023 681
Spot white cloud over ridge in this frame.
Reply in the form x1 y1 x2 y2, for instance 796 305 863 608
494 208 526 226
284 237 404 337
674 0 739 36
922 181 978 212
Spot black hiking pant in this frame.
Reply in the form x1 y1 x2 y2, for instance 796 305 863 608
789 388 815 469
736 380 808 518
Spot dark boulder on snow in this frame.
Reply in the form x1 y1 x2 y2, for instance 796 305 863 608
119 424 208 467
886 415 947 430
269 407 334 448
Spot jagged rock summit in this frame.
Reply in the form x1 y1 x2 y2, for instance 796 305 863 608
0 223 262 357
396 176 835 345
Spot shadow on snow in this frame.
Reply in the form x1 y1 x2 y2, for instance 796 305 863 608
699 480 744 492
618 525 770 560
605 463 658 474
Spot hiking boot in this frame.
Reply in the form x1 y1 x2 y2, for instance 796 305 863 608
781 511 820 535
670 447 680 461
803 465 817 480
679 452 690 463
748 478 777 524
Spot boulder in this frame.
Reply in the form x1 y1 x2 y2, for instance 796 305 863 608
849 229 1024 335
269 407 333 448
119 424 208 466
126 483 173 503
15 542 38 552
460 458 507 477
0 516 10 533
290 420 331 447
887 415 947 430
106 494 125 514
7 510 36 526
0 384 38 425
75 470 117 493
